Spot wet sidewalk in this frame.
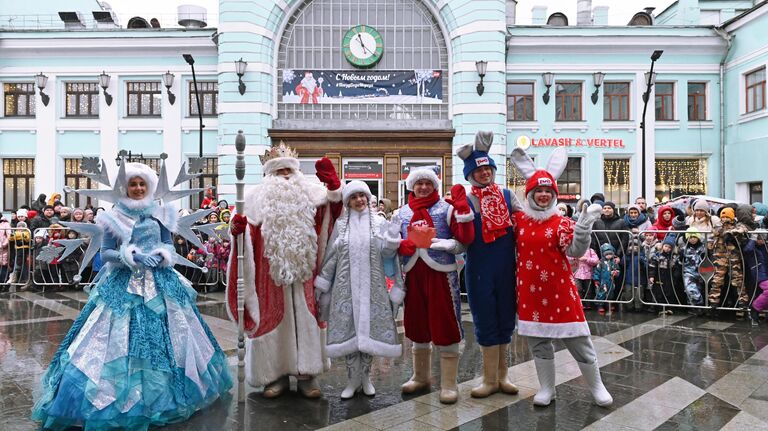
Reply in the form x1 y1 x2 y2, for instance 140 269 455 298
1 290 767 430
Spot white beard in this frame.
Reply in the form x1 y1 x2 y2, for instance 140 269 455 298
255 173 319 287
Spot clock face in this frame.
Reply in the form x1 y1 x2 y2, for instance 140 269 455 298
343 25 383 68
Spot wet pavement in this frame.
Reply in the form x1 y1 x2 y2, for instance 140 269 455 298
2 289 768 430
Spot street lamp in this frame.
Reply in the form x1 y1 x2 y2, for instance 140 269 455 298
235 58 247 95
640 49 663 200
591 71 605 105
163 71 176 105
475 60 487 96
98 71 113 106
542 72 554 104
35 73 50 107
183 54 204 158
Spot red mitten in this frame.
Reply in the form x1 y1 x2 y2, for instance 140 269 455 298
230 214 248 236
398 239 417 257
450 183 471 216
315 157 341 190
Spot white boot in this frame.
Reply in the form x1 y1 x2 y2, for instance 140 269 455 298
533 357 556 406
577 361 613 407
341 354 362 399
360 353 375 396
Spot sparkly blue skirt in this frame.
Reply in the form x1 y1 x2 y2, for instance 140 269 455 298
32 266 232 431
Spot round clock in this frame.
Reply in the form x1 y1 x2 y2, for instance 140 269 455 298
342 25 384 68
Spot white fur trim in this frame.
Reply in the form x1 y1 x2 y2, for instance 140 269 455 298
454 211 475 223
314 276 331 293
403 249 458 273
262 156 300 177
342 180 372 207
152 247 174 267
244 280 324 387
327 187 342 203
406 167 440 191
121 244 140 268
517 320 591 338
326 336 402 359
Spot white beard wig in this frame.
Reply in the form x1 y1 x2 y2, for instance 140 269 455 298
253 172 319 287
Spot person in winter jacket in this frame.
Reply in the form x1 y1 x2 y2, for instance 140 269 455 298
623 204 652 232
680 227 707 306
652 205 675 241
11 221 32 286
709 207 750 307
0 218 11 285
744 232 768 312
509 147 612 407
591 202 629 256
569 247 599 309
648 235 681 308
593 244 620 314
639 229 660 308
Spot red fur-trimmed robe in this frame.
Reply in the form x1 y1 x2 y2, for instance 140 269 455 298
226 182 342 387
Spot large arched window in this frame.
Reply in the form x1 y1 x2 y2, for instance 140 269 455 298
276 0 449 125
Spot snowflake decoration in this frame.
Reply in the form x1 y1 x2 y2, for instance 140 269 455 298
80 157 101 174
540 271 549 282
545 228 553 238
282 69 296 83
542 298 548 306
520 228 525 236
532 311 540 321
36 245 64 263
530 285 536 293
526 260 533 270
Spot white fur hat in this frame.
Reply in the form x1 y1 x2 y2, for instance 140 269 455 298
263 157 300 177
124 162 159 198
342 180 372 207
406 167 440 191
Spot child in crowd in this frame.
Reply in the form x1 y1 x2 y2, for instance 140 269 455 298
745 231 768 313
570 247 599 310
593 244 620 314
648 235 681 311
680 227 706 307
710 208 749 307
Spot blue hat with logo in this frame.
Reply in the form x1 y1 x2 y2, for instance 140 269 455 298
457 131 497 180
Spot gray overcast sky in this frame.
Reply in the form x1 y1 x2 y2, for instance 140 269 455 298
104 0 678 27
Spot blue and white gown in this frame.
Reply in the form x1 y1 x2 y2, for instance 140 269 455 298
32 202 232 430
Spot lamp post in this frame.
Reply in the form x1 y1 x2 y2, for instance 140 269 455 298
640 50 663 200
475 60 487 96
35 73 50 107
162 71 176 105
183 54 204 159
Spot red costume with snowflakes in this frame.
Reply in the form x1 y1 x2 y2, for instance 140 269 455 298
509 147 613 408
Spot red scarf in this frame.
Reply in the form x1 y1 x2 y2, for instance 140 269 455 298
408 190 440 227
471 183 512 243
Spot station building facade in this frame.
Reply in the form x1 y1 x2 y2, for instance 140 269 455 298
1 0 767 215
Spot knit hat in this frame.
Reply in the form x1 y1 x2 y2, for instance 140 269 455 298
603 201 616 212
719 207 735 220
599 243 615 257
693 199 709 212
457 131 497 182
590 193 605 205
524 170 559 197
219 208 231 219
16 208 28 218
557 202 568 214
406 166 440 191
342 180 373 207
662 234 677 247
34 229 48 239
627 204 641 213
685 227 702 241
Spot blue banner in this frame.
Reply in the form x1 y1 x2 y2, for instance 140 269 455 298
281 69 443 104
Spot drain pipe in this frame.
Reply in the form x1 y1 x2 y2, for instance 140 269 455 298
714 27 732 199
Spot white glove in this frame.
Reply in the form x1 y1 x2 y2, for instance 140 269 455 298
430 238 460 253
389 285 406 305
578 203 602 227
376 217 402 251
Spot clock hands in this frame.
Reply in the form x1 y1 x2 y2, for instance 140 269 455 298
356 33 371 55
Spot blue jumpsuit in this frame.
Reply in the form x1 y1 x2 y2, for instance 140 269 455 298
464 189 517 347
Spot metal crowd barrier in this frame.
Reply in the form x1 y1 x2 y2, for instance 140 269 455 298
0 225 228 294
579 228 767 321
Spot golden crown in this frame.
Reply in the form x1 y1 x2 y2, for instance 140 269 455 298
259 141 299 165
